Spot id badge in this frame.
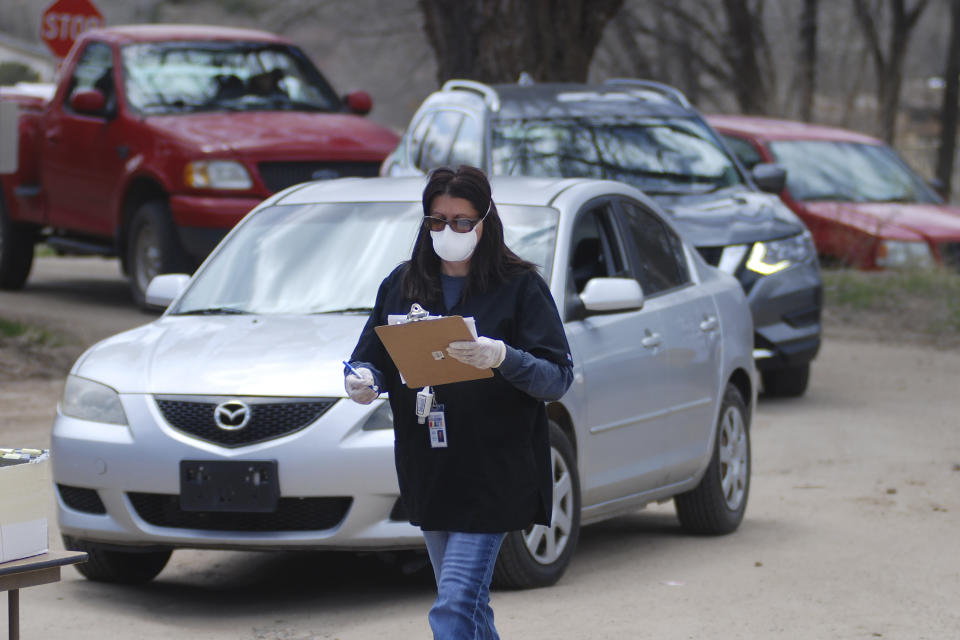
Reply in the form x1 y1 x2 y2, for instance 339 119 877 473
427 404 447 448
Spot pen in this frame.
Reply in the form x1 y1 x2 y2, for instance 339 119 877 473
343 360 379 393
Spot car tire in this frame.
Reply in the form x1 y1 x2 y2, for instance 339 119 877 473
0 193 36 290
492 421 581 590
63 536 172 584
762 363 810 397
674 384 750 535
126 200 190 308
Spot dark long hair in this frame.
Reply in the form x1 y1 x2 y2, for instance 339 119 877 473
402 165 535 306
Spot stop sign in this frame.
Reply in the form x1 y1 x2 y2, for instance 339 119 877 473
40 0 104 59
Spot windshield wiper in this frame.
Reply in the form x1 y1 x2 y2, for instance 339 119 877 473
311 307 374 315
173 306 250 315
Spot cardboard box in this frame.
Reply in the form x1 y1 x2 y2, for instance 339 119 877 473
0 449 50 563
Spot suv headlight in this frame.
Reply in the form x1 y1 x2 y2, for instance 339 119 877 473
60 375 128 425
184 160 253 190
746 232 816 275
876 240 934 269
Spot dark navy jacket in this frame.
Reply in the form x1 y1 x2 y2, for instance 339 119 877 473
350 263 572 532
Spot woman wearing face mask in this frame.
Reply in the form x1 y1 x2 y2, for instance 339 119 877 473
345 165 573 639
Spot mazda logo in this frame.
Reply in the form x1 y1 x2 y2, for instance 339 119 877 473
214 400 251 431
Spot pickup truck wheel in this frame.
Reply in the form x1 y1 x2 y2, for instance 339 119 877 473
674 384 750 535
63 535 171 584
127 201 189 307
0 198 36 290
492 421 581 589
762 363 810 397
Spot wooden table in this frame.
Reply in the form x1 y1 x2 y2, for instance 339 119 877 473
0 551 87 640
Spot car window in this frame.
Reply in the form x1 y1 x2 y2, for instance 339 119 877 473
769 139 939 203
721 134 764 170
492 116 743 195
65 42 115 115
418 110 464 171
568 204 626 294
617 199 690 296
448 114 482 168
174 202 558 315
121 42 341 115
407 112 435 168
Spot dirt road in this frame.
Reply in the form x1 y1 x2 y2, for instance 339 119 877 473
1 257 958 639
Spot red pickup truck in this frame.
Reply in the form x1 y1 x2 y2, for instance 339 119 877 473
0 25 399 305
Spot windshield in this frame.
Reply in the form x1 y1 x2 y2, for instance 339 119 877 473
172 202 558 315
491 116 743 195
769 140 939 203
121 41 341 115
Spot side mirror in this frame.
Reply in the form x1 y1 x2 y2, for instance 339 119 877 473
579 277 644 314
70 89 106 115
145 274 190 309
752 162 787 194
344 90 372 115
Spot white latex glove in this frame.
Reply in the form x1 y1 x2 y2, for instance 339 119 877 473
345 367 379 404
447 337 506 369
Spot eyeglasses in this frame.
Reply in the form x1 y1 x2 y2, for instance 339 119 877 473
423 201 491 233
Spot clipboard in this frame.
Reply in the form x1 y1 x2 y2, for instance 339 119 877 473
374 316 494 388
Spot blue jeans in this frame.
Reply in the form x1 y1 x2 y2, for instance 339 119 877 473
422 530 507 640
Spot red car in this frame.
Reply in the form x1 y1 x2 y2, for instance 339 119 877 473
707 114 960 270
0 25 399 305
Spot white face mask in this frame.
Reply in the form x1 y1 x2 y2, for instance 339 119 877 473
430 226 479 262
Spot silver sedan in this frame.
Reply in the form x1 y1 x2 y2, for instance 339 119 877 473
52 176 756 589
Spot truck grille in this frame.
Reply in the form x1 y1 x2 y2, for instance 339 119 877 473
258 161 381 192
128 493 352 531
155 397 337 447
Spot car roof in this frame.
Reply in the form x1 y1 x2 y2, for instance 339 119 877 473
274 176 598 208
707 114 883 145
486 82 693 119
77 24 292 47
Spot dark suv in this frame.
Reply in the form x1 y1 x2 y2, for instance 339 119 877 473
382 78 822 396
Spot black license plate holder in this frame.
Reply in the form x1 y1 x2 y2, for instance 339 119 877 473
180 460 279 512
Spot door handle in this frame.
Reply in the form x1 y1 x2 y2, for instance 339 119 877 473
45 128 61 144
700 315 718 332
641 332 662 349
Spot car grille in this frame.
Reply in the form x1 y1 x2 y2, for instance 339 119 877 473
696 246 724 266
58 484 107 514
128 493 352 531
258 161 381 192
940 242 960 270
155 397 337 447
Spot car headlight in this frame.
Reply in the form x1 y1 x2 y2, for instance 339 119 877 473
746 232 816 275
60 375 128 425
184 160 253 190
876 240 934 269
360 401 394 431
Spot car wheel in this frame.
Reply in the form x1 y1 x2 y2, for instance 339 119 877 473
493 421 581 589
126 200 190 308
0 193 36 290
63 536 172 584
762 363 810 397
674 384 750 535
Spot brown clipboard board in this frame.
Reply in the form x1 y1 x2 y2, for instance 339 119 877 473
374 316 494 388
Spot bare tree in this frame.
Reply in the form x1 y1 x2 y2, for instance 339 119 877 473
852 0 931 143
797 0 819 121
418 0 624 84
935 0 960 201
613 0 773 113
